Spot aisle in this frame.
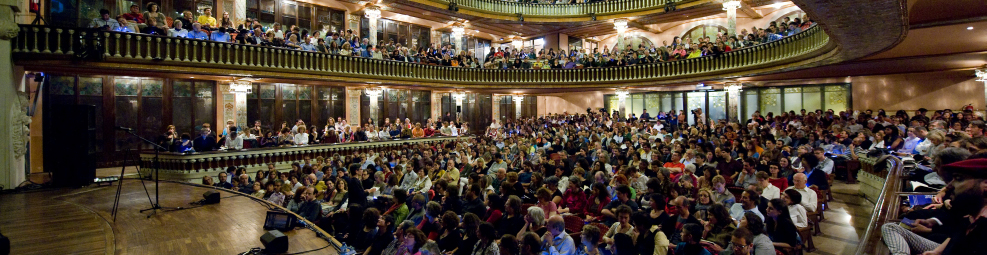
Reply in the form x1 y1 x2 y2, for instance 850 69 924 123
809 182 873 255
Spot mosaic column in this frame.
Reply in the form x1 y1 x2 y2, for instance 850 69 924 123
0 4 25 189
723 1 741 37
726 83 742 122
232 0 246 28
365 87 383 125
615 89 629 119
364 5 381 46
431 92 442 121
613 19 628 50
513 96 524 119
453 92 466 120
491 95 501 122
346 88 362 126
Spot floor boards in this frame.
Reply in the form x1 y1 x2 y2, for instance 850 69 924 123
0 180 337 255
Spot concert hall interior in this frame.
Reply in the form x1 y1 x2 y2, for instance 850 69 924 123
1 0 987 254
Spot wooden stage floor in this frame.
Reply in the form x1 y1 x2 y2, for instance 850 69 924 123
0 179 339 255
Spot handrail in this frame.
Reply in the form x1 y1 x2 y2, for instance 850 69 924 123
138 136 464 182
856 156 905 255
12 25 832 88
412 0 677 19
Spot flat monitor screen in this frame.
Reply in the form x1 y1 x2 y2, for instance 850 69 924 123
264 211 296 230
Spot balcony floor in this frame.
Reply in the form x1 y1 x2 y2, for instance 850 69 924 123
809 181 873 255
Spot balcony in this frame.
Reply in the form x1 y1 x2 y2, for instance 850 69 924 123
407 0 696 21
13 25 833 88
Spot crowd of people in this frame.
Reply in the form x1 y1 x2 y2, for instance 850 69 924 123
197 102 987 255
156 113 471 152
88 4 812 69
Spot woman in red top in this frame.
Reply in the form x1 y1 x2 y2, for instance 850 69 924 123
485 194 504 224
584 183 610 222
558 176 587 215
768 162 789 191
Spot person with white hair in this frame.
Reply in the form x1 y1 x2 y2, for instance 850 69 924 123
518 206 547 237
541 215 576 255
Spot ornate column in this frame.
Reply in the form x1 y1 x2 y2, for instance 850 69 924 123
232 0 246 27
345 87 362 126
228 80 252 129
431 92 442 121
364 5 381 45
723 0 741 36
452 91 467 120
726 83 743 122
513 95 524 119
613 19 628 50
615 88 629 119
0 3 24 189
451 22 466 54
492 95 501 121
365 87 383 125
976 68 987 117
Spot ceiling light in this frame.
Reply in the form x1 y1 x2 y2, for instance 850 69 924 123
968 26 974 30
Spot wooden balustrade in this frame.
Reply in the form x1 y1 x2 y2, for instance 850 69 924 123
13 25 831 87
413 0 670 18
138 136 465 183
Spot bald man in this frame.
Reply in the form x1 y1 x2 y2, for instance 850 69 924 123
785 173 818 212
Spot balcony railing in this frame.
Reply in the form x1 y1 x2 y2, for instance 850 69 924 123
411 0 674 18
138 136 464 183
13 25 831 87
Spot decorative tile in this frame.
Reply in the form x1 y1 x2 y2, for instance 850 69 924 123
113 77 140 96
260 85 276 99
297 86 312 100
141 79 163 97
196 84 213 98
173 81 193 97
79 77 103 96
784 87 802 93
803 86 821 93
50 75 75 95
763 88 781 94
282 86 296 100
825 85 848 92
645 93 660 109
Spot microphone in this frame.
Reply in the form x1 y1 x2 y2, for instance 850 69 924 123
116 126 135 131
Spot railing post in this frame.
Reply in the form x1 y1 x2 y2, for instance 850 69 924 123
53 28 63 54
165 38 172 61
65 29 75 55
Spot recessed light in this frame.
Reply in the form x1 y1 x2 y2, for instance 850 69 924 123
968 26 974 30
190 77 195 78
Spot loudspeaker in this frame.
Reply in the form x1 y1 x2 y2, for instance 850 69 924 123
44 104 97 187
0 229 9 255
260 230 288 253
203 190 221 204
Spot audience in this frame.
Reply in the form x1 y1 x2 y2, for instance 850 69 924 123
183 103 987 255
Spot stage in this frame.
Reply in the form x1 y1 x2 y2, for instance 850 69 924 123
0 179 339 254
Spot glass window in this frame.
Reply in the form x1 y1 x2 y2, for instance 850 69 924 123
783 87 802 112
803 86 822 112
708 91 726 122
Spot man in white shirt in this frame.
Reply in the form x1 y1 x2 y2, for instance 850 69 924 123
90 9 120 30
730 189 765 222
785 173 818 212
756 171 779 200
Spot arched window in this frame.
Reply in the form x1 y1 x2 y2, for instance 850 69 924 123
682 25 727 43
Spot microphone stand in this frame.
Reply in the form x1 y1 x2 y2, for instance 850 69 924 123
121 128 185 218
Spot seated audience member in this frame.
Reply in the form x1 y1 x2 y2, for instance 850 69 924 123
711 175 736 205
673 223 712 255
535 215 574 255
704 203 738 249
782 189 809 229
518 206 548 237
602 185 639 224
187 23 208 40
90 9 120 30
578 225 606 255
730 189 765 222
737 212 776 255
663 196 701 246
785 173 818 212
767 163 789 191
756 171 780 200
764 199 799 248
603 205 635 247
291 187 321 222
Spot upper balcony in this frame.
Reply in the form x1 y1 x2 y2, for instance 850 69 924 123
12 25 834 89
404 0 698 22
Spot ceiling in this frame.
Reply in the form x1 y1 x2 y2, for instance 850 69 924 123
345 0 793 41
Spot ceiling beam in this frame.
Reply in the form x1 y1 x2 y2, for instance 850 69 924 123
738 1 763 19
